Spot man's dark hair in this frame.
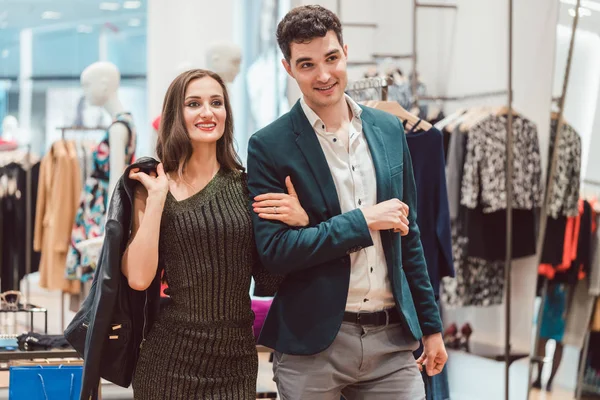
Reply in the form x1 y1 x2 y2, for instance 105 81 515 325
276 5 344 62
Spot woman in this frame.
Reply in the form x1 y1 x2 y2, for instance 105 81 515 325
124 69 308 399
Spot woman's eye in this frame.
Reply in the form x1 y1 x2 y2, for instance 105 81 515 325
188 101 199 107
211 100 223 107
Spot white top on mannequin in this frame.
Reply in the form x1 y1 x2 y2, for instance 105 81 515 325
206 42 242 83
80 61 128 202
1 115 19 142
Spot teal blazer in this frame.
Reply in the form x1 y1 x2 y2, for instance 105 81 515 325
247 100 443 355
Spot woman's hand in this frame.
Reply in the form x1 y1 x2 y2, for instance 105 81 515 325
129 163 169 200
253 176 309 227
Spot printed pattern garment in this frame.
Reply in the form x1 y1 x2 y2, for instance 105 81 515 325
547 120 581 218
461 114 543 213
65 113 136 282
133 170 281 400
441 222 505 307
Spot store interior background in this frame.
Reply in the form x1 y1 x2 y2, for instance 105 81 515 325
1 0 599 399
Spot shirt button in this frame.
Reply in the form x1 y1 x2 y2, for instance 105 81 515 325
333 138 337 142
358 199 362 205
370 267 374 273
363 298 369 302
352 166 355 171
322 124 325 129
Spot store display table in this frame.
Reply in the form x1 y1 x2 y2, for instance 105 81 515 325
0 304 48 334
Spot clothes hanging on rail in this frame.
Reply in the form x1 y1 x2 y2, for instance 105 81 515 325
441 110 543 307
65 113 137 283
0 156 41 292
33 140 81 293
546 119 581 219
405 126 454 298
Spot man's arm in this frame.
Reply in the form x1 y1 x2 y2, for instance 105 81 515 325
247 135 374 275
396 118 443 335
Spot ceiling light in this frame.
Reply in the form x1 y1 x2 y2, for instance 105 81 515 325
1 49 9 59
568 6 592 16
99 2 120 11
561 0 600 12
123 1 142 9
41 11 61 20
77 25 93 33
128 18 141 27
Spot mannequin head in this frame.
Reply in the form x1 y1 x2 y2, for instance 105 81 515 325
1 115 18 140
206 42 242 83
80 62 121 107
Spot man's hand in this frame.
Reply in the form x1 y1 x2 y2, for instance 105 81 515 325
360 199 410 235
416 332 448 376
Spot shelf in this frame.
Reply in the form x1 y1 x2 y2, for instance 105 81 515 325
0 348 80 362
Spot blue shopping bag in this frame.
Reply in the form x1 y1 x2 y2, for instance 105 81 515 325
9 365 82 400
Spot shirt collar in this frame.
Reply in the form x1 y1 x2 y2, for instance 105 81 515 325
300 94 363 132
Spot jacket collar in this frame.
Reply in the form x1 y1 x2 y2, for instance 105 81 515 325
107 156 160 231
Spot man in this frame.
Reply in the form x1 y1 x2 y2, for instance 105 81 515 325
247 5 447 399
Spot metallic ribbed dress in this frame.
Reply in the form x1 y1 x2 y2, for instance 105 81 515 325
133 169 274 399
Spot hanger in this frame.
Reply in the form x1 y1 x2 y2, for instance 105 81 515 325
459 107 494 132
495 105 520 117
360 100 432 132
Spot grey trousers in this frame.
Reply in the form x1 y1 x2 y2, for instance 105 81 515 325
273 321 425 400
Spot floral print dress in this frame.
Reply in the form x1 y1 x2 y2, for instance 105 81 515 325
65 113 136 282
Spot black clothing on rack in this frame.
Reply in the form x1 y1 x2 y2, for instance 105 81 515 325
406 127 455 298
0 161 41 292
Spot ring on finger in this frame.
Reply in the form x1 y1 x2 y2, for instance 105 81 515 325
272 206 278 214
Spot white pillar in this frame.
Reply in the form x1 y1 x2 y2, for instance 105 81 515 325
18 28 32 145
147 0 236 130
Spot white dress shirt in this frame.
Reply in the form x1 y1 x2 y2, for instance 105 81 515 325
300 95 395 312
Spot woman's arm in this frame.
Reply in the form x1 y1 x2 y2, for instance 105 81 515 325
121 164 169 291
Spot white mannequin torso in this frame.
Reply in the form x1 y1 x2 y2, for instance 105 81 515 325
80 62 130 201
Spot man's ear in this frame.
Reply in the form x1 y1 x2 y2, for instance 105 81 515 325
282 58 294 78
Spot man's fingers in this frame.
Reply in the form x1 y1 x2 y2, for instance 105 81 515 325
253 199 285 208
416 353 426 372
285 176 298 197
254 193 287 201
425 353 437 376
253 206 288 214
257 213 288 221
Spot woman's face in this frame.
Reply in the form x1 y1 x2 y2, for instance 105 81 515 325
183 76 227 144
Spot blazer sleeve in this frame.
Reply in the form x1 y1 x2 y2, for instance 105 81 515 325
247 134 374 275
396 118 443 335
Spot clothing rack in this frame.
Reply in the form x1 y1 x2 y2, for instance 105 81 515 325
576 297 599 399
345 77 391 101
526 0 582 398
54 126 106 331
58 126 107 140
420 90 510 102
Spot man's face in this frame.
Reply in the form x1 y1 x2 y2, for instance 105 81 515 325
282 30 348 111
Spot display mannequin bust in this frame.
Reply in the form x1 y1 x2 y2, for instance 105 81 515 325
1 115 19 142
206 42 242 83
80 61 128 200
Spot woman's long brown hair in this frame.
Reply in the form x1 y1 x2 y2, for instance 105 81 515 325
156 69 244 177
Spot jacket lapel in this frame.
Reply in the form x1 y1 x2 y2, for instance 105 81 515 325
361 109 391 203
290 101 342 216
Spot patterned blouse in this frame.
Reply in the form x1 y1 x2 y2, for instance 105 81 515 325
460 114 543 212
546 119 581 218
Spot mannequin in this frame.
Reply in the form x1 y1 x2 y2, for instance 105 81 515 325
206 42 242 83
65 62 137 286
1 115 19 142
80 61 128 199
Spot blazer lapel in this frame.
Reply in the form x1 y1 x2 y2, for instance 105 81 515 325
361 111 391 203
290 101 342 216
